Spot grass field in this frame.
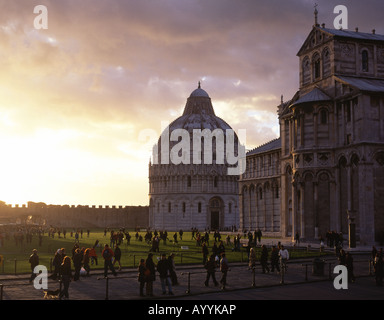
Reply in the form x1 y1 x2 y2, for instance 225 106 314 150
0 229 327 274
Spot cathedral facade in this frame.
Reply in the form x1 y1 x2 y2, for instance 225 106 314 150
148 85 240 231
239 22 384 245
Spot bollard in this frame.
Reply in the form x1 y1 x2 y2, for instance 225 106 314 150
105 277 109 300
0 284 3 300
50 258 53 273
304 264 308 281
14 259 17 275
369 259 372 276
251 267 256 288
182 272 191 294
133 255 136 268
328 262 333 280
280 259 285 285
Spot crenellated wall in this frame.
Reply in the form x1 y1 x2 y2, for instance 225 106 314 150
0 201 148 229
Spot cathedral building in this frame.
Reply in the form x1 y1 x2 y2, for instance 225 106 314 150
240 19 384 245
148 84 240 231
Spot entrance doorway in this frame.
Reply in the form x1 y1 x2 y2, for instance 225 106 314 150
211 211 219 230
209 197 223 230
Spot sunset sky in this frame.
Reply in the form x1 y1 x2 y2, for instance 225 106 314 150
0 0 382 207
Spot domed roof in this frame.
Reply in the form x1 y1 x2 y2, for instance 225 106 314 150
154 83 239 166
168 83 232 132
189 81 210 98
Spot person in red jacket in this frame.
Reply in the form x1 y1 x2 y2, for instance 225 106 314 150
102 244 117 278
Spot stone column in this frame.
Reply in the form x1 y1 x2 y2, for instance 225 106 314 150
291 180 297 242
313 111 318 147
314 180 319 239
299 182 305 239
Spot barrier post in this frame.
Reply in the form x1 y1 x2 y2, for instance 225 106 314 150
304 264 308 281
105 277 109 300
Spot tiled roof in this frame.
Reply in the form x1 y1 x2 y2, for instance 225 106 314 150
336 76 384 93
247 138 281 156
290 87 332 107
322 28 384 42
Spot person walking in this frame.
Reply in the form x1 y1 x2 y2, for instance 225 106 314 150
51 249 63 280
202 242 209 266
374 252 384 286
157 253 174 295
28 249 39 283
279 245 289 273
219 253 229 290
345 252 355 283
145 253 156 297
260 245 270 274
204 255 219 287
82 249 91 277
168 253 179 286
138 259 147 297
59 256 72 300
248 247 257 270
102 244 117 278
113 244 122 271
73 248 83 281
270 245 280 273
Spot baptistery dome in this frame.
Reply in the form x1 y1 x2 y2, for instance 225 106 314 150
148 84 240 232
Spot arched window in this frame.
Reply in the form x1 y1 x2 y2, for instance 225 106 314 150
313 53 321 80
168 202 171 213
214 176 218 188
322 47 331 77
320 109 328 124
198 202 202 213
302 56 310 85
182 202 186 213
362 50 369 72
187 175 191 187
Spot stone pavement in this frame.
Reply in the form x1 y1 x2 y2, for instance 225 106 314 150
0 250 377 300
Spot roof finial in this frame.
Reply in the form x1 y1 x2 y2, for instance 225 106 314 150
198 81 201 89
314 3 319 27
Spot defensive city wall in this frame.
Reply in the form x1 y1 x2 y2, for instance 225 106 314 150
0 201 149 229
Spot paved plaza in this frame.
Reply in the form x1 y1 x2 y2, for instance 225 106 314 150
0 244 381 301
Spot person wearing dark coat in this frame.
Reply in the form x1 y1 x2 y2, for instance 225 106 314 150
204 255 218 287
28 249 39 283
137 259 147 297
113 244 122 271
157 253 174 295
374 253 384 286
59 256 72 300
345 252 355 283
73 248 83 281
270 246 280 273
145 253 156 296
260 245 270 273
202 242 209 265
51 249 63 280
167 253 179 285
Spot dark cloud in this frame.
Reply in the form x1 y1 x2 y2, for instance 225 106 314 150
0 0 383 205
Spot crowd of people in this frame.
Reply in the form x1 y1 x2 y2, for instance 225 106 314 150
0 225 45 248
137 252 178 297
23 226 384 299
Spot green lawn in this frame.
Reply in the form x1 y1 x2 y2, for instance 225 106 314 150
0 229 327 274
